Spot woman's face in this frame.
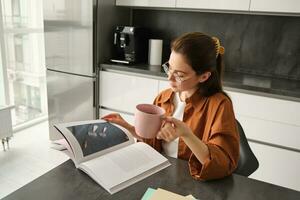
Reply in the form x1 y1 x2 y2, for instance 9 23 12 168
167 51 203 93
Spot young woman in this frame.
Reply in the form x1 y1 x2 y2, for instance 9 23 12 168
102 32 240 181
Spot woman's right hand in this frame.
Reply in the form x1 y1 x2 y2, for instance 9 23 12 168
101 113 129 128
101 113 141 139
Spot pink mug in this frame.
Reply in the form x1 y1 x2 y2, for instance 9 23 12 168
135 104 165 139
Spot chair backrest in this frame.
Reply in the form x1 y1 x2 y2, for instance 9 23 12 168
234 119 259 177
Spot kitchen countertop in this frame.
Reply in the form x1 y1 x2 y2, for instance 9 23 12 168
101 63 300 103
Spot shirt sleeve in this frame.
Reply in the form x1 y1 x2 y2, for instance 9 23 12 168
188 99 240 181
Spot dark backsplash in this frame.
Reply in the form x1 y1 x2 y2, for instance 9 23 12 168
132 9 300 81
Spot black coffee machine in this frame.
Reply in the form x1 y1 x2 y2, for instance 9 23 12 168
111 26 149 64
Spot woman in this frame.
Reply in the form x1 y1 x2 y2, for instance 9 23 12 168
102 32 240 181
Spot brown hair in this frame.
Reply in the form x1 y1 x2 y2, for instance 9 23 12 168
171 32 226 97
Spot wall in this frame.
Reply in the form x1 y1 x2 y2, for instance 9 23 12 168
132 9 300 81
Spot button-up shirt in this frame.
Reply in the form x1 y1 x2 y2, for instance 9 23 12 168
142 88 240 181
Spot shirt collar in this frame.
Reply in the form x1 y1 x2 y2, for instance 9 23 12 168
185 89 206 110
158 88 174 104
158 88 206 110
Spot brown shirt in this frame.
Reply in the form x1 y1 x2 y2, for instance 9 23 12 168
142 88 240 181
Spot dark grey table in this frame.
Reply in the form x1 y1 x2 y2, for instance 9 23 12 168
3 157 300 200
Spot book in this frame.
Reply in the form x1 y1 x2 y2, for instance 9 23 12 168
141 188 197 200
54 119 170 194
141 188 156 200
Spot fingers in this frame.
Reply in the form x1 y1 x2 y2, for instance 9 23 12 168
156 125 176 142
101 113 121 121
101 113 119 118
157 131 173 142
101 113 133 131
162 116 182 127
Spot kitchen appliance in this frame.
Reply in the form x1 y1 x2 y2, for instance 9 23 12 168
43 0 129 140
110 26 149 64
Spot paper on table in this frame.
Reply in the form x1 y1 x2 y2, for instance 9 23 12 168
51 139 68 151
141 188 156 200
142 188 197 200
149 188 187 200
185 194 196 199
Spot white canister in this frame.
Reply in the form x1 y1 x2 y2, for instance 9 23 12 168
148 39 163 66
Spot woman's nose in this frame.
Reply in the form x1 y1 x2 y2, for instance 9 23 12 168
167 72 175 81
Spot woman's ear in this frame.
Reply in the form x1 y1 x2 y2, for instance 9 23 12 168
198 71 211 83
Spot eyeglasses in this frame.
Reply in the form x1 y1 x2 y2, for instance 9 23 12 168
162 62 183 83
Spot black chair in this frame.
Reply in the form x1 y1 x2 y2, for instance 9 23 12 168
234 120 259 177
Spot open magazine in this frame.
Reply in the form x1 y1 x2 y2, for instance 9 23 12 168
54 119 170 194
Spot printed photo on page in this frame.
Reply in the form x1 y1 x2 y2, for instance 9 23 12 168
67 122 130 156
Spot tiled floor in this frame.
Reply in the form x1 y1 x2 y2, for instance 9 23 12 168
0 121 69 199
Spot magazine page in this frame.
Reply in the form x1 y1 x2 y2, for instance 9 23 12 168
51 139 76 162
54 119 134 166
79 142 171 194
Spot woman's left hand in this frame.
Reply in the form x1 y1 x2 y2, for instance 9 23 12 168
156 117 193 142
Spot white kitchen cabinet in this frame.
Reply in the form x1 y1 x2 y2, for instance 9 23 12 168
250 0 300 14
227 91 300 126
158 80 169 92
226 90 300 150
116 0 300 15
249 141 300 191
226 90 300 190
100 71 159 114
116 0 176 8
176 0 250 11
236 114 300 151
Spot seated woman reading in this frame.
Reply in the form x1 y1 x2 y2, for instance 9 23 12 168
102 32 240 181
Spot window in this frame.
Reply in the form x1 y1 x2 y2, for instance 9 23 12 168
0 0 47 128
